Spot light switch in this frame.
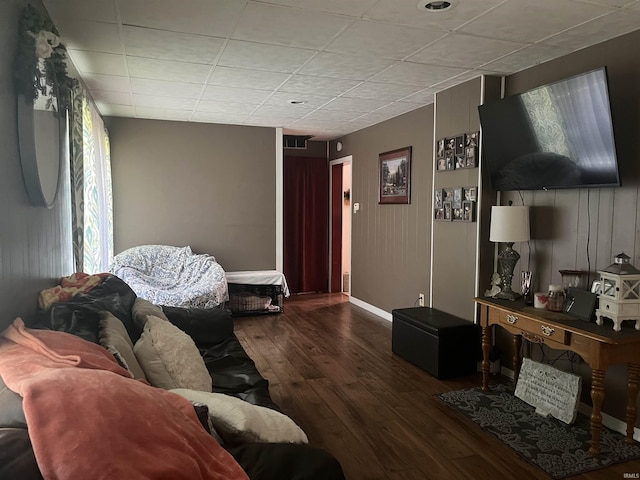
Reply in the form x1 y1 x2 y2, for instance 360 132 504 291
353 202 360 213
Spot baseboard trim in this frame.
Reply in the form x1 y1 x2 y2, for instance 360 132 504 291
349 296 392 322
498 366 638 439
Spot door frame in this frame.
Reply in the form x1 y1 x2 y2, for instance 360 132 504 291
328 155 352 294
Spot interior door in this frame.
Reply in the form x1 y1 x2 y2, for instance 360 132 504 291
330 163 343 293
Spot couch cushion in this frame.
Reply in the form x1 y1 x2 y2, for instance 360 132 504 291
132 297 169 331
0 377 26 428
98 312 147 381
170 388 308 445
162 306 233 347
134 316 212 392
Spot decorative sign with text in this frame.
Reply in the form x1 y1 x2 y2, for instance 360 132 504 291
515 358 581 424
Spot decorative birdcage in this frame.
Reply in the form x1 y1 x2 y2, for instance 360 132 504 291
595 253 640 331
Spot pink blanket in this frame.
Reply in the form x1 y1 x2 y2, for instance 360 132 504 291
0 318 248 480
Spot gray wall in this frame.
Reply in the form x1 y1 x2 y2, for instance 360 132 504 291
107 117 277 271
0 0 73 331
329 106 433 313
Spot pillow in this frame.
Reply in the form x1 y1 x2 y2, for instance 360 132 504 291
98 312 147 380
162 306 233 346
170 388 308 445
134 316 212 392
132 297 169 331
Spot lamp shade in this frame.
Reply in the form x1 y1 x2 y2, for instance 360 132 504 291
490 206 530 243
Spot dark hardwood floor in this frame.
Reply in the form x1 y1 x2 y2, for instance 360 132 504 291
233 293 640 480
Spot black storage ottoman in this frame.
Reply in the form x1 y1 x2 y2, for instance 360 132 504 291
392 307 480 379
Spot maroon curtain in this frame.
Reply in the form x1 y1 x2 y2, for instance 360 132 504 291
284 156 328 294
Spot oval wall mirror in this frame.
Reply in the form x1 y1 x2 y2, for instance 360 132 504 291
17 85 67 208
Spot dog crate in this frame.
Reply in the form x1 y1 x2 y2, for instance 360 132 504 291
227 283 284 316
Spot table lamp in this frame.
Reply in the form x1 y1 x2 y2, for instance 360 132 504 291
490 205 530 301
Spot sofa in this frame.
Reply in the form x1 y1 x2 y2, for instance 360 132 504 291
0 274 345 480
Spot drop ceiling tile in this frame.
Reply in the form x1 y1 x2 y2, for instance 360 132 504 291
372 102 423 117
133 94 198 110
628 1 640 10
233 2 352 49
459 0 612 43
372 62 468 87
327 20 446 60
43 0 117 23
202 86 272 104
96 103 135 116
81 73 131 92
91 90 132 105
481 44 574 73
134 107 193 121
322 97 391 112
279 75 361 97
123 26 225 63
344 82 425 101
251 104 315 119
68 50 127 75
408 33 526 69
127 57 212 83
218 41 316 73
244 116 295 127
298 52 395 80
57 20 122 54
400 88 438 104
196 100 258 115
293 0 378 17
265 91 334 109
289 118 342 130
542 10 640 50
303 109 364 123
117 0 245 36
208 67 291 90
192 112 248 124
130 78 204 98
364 0 505 31
574 0 638 7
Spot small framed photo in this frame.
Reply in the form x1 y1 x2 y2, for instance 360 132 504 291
455 155 465 169
455 135 465 156
434 208 445 220
453 187 462 208
379 146 412 204
465 146 477 168
442 188 453 204
434 189 443 208
437 139 445 158
463 186 477 202
462 200 476 222
443 201 452 221
452 206 464 221
446 137 456 151
444 150 455 170
437 156 447 171
465 131 479 148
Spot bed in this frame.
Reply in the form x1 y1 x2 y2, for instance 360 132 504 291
109 245 228 308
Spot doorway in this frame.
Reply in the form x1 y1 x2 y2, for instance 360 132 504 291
329 156 352 295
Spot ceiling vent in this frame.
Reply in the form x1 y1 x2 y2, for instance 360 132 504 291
284 135 313 149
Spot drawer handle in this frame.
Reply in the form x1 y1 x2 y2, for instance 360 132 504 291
506 314 518 324
541 325 555 336
522 332 543 343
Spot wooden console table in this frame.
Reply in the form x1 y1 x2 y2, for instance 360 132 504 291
475 296 640 456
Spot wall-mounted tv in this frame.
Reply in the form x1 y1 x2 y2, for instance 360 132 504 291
478 67 620 191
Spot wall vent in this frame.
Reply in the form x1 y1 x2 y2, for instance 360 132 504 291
284 135 312 149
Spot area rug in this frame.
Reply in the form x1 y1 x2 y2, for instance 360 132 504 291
437 384 640 479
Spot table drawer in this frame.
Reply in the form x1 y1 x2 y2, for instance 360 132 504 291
490 308 570 345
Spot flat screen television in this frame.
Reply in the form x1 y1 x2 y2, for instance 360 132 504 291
478 67 620 191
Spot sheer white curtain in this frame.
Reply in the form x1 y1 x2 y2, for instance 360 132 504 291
70 87 113 273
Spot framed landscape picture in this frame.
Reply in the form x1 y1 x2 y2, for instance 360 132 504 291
379 146 412 204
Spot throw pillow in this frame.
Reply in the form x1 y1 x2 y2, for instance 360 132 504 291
134 316 212 392
132 297 168 331
170 388 308 445
98 311 147 380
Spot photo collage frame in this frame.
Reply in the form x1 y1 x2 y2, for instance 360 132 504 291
434 186 477 222
436 131 479 171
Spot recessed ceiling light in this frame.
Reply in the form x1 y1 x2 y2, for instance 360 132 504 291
288 100 307 105
417 0 456 12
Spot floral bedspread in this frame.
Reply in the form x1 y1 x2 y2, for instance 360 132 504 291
109 245 228 308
